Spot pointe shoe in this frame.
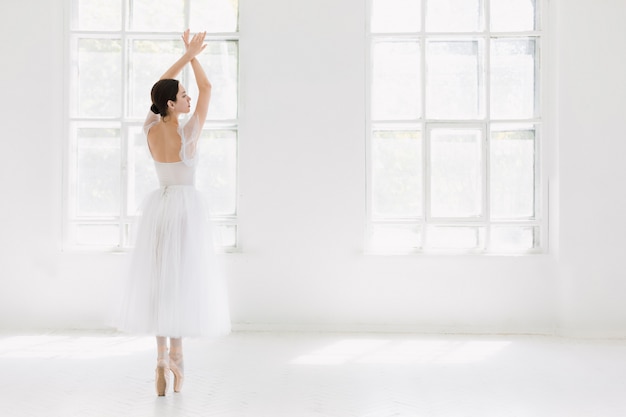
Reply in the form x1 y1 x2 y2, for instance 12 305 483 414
155 358 170 396
169 353 184 393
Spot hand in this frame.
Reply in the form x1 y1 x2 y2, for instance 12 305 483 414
182 29 207 58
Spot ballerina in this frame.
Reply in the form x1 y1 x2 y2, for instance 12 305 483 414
117 29 231 396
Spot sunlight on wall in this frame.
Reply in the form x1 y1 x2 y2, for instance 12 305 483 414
291 338 511 365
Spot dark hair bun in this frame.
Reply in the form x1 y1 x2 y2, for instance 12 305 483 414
150 103 160 114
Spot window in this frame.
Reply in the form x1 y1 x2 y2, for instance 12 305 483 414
368 0 544 254
66 0 239 251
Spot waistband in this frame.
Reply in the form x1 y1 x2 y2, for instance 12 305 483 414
159 184 195 197
158 184 195 188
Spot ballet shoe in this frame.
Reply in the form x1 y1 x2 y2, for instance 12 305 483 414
155 358 170 396
169 353 184 393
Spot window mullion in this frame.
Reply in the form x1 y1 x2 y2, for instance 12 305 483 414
481 122 490 251
119 143 128 248
420 4 427 248
535 122 543 249
183 0 191 87
119 0 129 247
483 0 491 251
184 0 191 28
423 122 431 249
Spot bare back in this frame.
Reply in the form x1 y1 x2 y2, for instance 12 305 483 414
147 122 184 163
143 112 202 165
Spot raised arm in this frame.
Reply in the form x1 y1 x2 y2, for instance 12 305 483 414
182 31 212 127
188 58 212 127
159 29 207 80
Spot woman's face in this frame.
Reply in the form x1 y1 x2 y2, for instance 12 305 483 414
170 84 192 114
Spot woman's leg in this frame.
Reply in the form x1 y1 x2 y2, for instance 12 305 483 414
155 336 170 396
156 336 168 359
169 337 184 392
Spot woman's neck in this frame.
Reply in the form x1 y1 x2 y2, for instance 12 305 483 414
162 114 180 127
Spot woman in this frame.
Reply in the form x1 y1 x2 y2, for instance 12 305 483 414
117 30 231 396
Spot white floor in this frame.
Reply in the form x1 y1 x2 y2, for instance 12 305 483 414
1 332 626 417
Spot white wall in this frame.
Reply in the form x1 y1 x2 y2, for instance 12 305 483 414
0 0 624 337
555 0 626 337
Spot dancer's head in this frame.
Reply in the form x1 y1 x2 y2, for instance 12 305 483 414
150 79 191 118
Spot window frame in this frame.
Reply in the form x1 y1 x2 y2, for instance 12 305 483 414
366 0 548 255
63 0 240 252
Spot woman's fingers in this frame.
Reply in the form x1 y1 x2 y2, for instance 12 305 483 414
183 31 207 56
192 32 206 44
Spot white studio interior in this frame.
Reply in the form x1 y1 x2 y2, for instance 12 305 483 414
1 0 626 416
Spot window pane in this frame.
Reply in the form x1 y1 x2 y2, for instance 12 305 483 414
372 130 422 217
430 128 483 218
491 0 536 32
129 40 185 118
372 41 420 120
190 0 239 32
76 128 121 216
426 0 482 32
127 221 139 246
216 224 238 249
426 41 482 119
370 223 422 252
191 41 239 120
128 0 184 31
127 127 158 216
75 224 120 246
371 0 421 33
490 225 537 252
491 38 537 119
76 39 121 118
490 126 535 219
74 0 121 30
428 226 484 250
196 130 238 215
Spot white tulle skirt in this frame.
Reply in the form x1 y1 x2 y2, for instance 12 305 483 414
116 185 231 338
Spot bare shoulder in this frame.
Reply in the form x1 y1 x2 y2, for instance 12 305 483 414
147 122 163 146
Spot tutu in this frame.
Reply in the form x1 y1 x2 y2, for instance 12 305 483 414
115 112 231 338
